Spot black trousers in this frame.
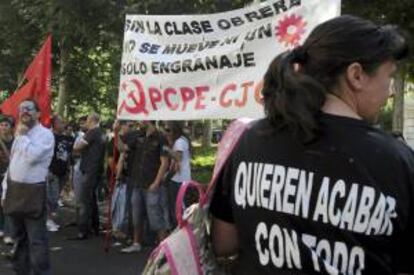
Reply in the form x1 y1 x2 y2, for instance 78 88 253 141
78 171 100 235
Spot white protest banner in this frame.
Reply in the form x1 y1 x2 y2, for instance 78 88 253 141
117 0 341 121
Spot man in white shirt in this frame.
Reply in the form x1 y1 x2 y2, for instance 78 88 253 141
1 100 54 275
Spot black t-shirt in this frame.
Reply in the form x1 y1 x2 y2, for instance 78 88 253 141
0 138 13 174
119 130 141 177
210 116 414 275
49 134 74 176
80 127 106 174
125 130 168 188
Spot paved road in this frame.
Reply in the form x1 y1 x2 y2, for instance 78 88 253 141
0 205 151 275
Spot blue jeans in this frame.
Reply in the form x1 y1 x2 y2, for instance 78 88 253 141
47 172 65 213
0 210 12 236
0 177 12 236
131 186 169 232
72 161 83 205
9 209 50 275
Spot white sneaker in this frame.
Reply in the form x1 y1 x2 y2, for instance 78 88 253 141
47 219 60 232
0 231 4 238
3 236 13 245
58 199 64 207
112 241 122 247
121 243 142 253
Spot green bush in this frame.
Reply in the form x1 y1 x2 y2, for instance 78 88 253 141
192 169 213 184
191 146 217 169
191 145 217 184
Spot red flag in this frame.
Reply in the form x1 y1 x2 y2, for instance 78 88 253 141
0 35 52 126
24 35 52 126
0 80 36 120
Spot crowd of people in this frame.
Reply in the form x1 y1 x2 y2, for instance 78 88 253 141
106 119 193 253
0 14 413 275
0 101 193 274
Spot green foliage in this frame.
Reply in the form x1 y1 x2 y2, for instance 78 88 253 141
0 1 45 91
191 145 217 169
0 0 254 120
1 0 413 123
192 169 212 184
191 145 217 184
0 0 122 120
0 91 10 102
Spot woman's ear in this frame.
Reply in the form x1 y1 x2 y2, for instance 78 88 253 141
345 62 367 93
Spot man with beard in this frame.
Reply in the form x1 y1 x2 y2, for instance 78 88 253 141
1 100 54 275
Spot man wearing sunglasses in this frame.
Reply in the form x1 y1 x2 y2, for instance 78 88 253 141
1 99 55 275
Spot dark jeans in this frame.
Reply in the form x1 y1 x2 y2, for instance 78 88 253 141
78 171 100 235
167 180 182 229
0 210 12 236
46 172 66 214
0 179 12 236
9 209 50 275
124 177 134 237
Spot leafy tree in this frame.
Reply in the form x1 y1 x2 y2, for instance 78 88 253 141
0 0 123 120
1 0 412 129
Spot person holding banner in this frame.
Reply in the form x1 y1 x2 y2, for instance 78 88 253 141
210 15 412 274
121 121 169 253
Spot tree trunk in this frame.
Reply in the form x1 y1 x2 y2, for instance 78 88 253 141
189 121 196 140
57 48 67 116
392 70 405 132
201 120 212 148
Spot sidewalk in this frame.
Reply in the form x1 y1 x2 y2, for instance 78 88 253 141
0 201 151 275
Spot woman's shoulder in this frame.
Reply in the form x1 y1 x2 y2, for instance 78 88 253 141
173 135 190 148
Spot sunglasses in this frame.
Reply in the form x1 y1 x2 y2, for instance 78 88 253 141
164 128 171 133
19 105 36 113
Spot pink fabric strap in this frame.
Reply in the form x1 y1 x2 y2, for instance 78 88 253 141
201 118 253 206
184 224 203 275
161 224 202 275
163 243 179 275
176 181 205 228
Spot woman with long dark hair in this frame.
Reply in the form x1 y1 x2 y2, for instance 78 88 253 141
210 15 412 274
165 121 192 228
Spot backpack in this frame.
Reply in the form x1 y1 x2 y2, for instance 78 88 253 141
143 118 254 275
